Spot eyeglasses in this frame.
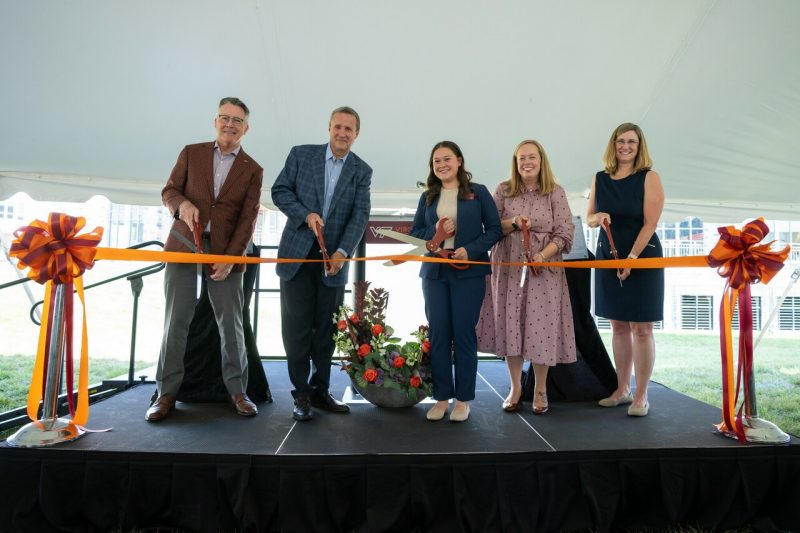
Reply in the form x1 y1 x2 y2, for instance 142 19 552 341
217 114 246 126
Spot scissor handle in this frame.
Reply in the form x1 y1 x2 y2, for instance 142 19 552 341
436 249 470 270
427 218 455 253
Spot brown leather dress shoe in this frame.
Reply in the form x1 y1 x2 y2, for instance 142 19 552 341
231 393 258 416
145 394 176 422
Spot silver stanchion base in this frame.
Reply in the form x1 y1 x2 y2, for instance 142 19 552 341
743 417 791 444
718 416 791 444
6 418 86 448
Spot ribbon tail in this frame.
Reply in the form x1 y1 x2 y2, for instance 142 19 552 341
718 286 738 436
27 281 52 421
72 277 90 426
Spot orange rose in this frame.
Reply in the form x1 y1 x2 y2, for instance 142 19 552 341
393 356 405 369
410 375 421 388
371 324 383 336
337 319 347 331
349 313 359 323
364 368 378 382
421 340 431 353
357 344 371 357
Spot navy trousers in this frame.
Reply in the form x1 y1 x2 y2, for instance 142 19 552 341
422 269 486 401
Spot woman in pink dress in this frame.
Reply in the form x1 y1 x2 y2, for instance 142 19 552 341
477 140 577 414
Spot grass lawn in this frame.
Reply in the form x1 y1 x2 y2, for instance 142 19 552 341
601 331 800 437
0 356 151 441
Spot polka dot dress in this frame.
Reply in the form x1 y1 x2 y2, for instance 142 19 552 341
476 182 577 365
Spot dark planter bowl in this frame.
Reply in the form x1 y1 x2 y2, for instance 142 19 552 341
352 380 427 408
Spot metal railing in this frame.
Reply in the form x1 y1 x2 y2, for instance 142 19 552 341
4 241 165 387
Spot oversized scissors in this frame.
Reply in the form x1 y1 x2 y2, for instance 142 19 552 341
376 221 469 270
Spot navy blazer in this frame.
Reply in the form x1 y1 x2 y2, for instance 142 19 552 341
272 144 372 287
410 183 501 279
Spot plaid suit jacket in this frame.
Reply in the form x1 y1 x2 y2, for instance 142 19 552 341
271 143 372 287
162 142 263 272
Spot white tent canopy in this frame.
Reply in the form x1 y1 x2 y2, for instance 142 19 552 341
2 0 799 222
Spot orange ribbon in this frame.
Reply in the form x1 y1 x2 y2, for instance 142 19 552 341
8 213 103 426
705 218 789 441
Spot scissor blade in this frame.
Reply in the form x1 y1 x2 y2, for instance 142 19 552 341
382 245 428 266
375 228 428 247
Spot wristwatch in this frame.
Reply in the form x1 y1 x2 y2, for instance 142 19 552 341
511 218 520 231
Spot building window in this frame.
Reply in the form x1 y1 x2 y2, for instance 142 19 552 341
779 296 800 331
731 296 762 330
681 295 713 330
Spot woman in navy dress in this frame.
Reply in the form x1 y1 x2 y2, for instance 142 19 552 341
586 123 664 417
411 141 501 423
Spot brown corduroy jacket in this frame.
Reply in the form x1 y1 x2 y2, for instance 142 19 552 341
162 142 263 272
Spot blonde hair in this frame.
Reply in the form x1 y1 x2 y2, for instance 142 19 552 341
602 123 653 176
505 140 558 197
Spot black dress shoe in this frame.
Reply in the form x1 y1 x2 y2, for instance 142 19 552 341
310 392 350 413
293 396 313 421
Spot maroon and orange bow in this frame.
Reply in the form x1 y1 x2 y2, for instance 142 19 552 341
9 213 103 426
706 217 789 441
10 212 103 285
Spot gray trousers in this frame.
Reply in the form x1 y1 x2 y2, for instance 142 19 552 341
156 262 247 397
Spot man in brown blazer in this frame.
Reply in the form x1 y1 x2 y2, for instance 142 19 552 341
146 97 264 422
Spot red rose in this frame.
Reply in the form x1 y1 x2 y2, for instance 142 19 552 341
410 375 421 388
337 319 347 331
349 313 359 323
421 340 431 353
357 344 371 357
364 368 378 382
371 324 383 336
393 356 405 369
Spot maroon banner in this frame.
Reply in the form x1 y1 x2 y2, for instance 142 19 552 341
364 220 414 244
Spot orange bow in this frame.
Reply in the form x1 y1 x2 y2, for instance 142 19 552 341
705 218 788 441
9 212 103 284
706 217 788 289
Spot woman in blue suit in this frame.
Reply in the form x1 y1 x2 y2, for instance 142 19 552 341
411 141 501 422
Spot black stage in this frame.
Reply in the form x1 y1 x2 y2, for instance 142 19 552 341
2 360 799 532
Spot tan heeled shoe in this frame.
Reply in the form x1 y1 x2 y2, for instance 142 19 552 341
533 391 549 415
502 393 522 412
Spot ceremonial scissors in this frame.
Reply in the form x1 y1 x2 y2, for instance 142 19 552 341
376 219 469 269
170 222 215 298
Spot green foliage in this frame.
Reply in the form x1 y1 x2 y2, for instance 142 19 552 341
333 283 433 398
0 355 146 413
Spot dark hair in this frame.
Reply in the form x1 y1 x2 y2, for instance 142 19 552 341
330 106 361 131
219 97 250 117
424 140 473 206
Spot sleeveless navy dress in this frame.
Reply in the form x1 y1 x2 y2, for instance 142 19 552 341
594 170 664 322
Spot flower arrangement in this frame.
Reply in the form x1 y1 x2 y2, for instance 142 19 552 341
333 282 432 401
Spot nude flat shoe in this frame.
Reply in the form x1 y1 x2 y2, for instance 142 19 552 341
598 393 633 408
426 401 449 421
628 401 649 417
449 402 470 422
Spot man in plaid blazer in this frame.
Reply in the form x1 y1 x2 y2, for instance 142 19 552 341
147 97 263 422
272 106 372 421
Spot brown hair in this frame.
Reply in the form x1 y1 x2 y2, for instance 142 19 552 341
423 140 473 206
